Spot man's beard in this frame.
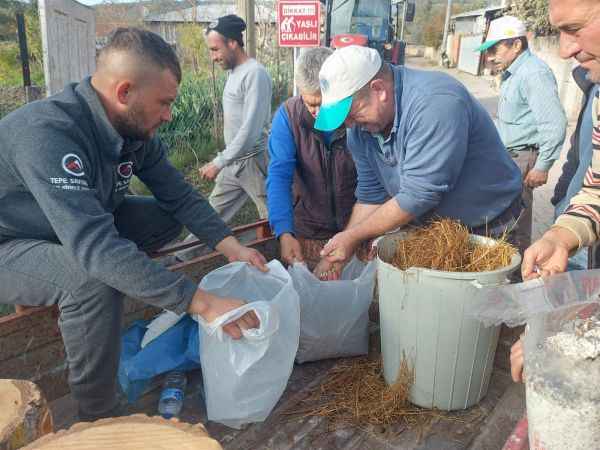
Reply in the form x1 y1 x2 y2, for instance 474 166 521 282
114 102 154 141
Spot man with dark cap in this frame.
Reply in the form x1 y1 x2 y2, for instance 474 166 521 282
198 15 272 224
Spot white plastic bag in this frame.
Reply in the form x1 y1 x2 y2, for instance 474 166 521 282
196 260 300 429
289 258 376 363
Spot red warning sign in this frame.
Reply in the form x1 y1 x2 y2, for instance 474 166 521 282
277 1 321 47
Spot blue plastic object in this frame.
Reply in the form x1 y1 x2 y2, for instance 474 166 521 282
118 316 200 403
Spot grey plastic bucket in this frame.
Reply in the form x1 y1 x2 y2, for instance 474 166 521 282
376 232 521 410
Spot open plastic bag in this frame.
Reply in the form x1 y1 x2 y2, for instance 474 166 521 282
473 269 600 450
288 258 376 363
196 260 300 429
472 268 600 327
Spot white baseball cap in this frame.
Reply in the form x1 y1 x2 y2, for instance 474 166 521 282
476 15 527 52
314 45 382 131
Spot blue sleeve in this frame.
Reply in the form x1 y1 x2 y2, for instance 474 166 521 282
522 70 567 171
348 128 389 204
394 94 469 217
266 105 297 237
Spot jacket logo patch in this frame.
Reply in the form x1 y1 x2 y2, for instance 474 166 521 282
117 162 133 179
62 153 85 177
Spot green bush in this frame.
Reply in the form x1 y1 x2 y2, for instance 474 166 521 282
158 73 225 162
510 0 554 36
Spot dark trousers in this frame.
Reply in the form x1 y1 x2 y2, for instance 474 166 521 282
511 148 538 256
0 196 182 419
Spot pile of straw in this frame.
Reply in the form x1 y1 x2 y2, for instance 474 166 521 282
284 357 485 441
289 357 432 429
392 219 516 272
288 357 482 436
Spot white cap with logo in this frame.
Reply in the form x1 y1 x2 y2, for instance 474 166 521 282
475 15 527 52
314 45 382 131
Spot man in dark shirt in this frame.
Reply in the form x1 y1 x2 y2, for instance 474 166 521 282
0 28 266 421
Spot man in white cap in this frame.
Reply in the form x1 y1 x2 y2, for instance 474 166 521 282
477 15 567 253
313 45 523 277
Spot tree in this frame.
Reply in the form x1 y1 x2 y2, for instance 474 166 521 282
0 1 43 87
510 0 554 36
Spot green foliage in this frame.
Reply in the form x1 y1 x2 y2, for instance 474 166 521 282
0 1 44 87
158 73 225 160
510 0 554 36
177 23 212 75
421 4 469 49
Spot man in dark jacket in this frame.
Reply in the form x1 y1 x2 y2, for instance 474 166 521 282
511 62 599 383
267 47 357 276
551 62 600 271
0 28 266 421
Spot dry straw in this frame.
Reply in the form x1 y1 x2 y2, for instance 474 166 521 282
288 357 427 427
287 357 479 435
392 219 516 272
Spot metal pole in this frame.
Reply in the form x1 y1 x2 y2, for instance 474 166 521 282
395 3 400 40
441 0 453 56
293 47 299 96
236 0 256 58
16 12 31 88
399 0 407 41
325 0 333 47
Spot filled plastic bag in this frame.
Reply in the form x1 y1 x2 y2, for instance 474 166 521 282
196 260 300 429
118 317 200 403
288 258 376 363
473 269 600 450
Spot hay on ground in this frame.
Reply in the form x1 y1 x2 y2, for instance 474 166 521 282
286 357 480 438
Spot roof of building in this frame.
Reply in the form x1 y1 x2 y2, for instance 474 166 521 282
451 6 503 21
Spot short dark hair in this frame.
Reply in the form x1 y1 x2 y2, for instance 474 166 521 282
502 36 528 51
100 28 182 83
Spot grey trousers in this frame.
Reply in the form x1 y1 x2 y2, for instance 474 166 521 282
177 153 268 261
511 149 538 256
209 152 268 224
0 196 182 420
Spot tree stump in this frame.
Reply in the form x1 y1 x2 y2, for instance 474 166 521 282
0 379 53 450
22 414 222 450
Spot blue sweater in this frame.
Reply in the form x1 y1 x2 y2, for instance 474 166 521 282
348 65 522 227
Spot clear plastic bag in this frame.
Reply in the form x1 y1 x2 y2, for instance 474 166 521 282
473 269 600 449
288 258 376 363
196 260 300 429
472 268 600 327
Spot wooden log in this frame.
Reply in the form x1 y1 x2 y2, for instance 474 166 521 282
23 414 222 450
0 379 53 450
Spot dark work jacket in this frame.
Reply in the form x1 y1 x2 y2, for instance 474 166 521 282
552 67 596 206
284 96 357 239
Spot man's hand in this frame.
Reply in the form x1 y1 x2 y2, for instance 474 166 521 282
521 227 578 280
216 236 268 272
279 233 304 265
524 169 548 189
229 246 269 272
188 289 259 339
199 162 221 181
510 338 524 383
313 258 344 281
320 230 358 264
